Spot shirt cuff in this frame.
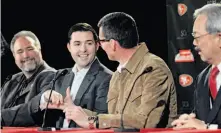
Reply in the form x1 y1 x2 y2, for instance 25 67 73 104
40 93 46 110
208 124 218 130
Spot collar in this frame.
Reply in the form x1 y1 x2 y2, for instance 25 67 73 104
214 62 221 72
72 57 96 74
117 61 128 73
123 42 149 74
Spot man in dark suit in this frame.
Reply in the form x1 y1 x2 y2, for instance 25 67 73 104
172 3 221 129
1 30 56 126
29 23 112 128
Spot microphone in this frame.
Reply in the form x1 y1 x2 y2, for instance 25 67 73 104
115 67 153 132
1 75 12 91
39 69 68 130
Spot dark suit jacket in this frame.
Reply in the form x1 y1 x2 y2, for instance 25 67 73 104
30 58 112 127
194 65 221 128
1 62 56 126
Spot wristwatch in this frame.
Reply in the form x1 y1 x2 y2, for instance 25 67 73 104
88 116 98 129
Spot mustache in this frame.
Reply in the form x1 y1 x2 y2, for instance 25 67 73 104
21 58 34 63
194 47 201 52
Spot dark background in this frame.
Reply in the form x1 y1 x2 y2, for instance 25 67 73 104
1 0 167 83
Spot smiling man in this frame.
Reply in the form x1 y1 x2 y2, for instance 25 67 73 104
29 23 112 128
1 30 56 126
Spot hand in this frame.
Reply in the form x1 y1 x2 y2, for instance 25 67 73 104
172 113 196 127
64 105 89 128
40 88 70 110
44 90 64 104
64 87 73 105
40 102 65 110
173 118 207 129
63 88 89 129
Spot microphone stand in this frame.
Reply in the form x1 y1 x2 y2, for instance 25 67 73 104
40 78 56 129
38 70 68 131
114 67 153 132
1 75 12 92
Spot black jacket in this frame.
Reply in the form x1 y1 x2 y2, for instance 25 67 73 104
194 65 221 128
1 62 56 126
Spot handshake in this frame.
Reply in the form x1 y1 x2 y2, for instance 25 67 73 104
39 87 90 128
40 87 73 111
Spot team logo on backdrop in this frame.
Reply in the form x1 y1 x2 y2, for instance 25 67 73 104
179 74 193 87
175 49 194 62
178 3 187 16
177 30 188 39
207 0 221 4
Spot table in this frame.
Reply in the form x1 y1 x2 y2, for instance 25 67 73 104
1 127 221 133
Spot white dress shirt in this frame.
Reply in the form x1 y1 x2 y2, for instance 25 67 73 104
63 60 94 128
40 59 95 128
216 62 221 93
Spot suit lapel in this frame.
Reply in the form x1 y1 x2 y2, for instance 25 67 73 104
59 70 75 97
74 75 95 106
57 70 74 128
73 59 100 106
207 85 221 123
198 67 211 121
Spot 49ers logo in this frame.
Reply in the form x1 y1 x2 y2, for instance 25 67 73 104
179 74 193 87
178 3 187 16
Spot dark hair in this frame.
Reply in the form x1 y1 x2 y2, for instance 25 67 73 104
98 12 139 48
68 23 98 42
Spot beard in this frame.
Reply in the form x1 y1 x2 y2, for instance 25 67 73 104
21 58 39 73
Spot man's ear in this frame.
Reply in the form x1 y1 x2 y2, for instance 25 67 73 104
218 32 221 48
218 32 221 38
96 42 100 51
67 43 71 52
110 39 116 51
12 52 15 57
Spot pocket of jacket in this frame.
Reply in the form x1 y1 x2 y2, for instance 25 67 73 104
107 89 118 103
128 91 142 102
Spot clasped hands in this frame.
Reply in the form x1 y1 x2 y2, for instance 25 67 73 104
171 113 207 129
40 87 90 128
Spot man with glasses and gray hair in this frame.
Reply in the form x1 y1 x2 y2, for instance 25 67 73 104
172 3 221 129
1 30 56 126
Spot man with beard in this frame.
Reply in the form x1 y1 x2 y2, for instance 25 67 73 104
172 3 221 129
1 30 56 126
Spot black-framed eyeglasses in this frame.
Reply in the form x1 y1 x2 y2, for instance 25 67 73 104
99 39 110 43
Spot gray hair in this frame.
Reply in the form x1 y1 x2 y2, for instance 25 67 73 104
194 3 221 34
10 30 41 52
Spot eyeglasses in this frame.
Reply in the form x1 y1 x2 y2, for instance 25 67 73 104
99 39 110 43
191 32 213 43
191 32 211 40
